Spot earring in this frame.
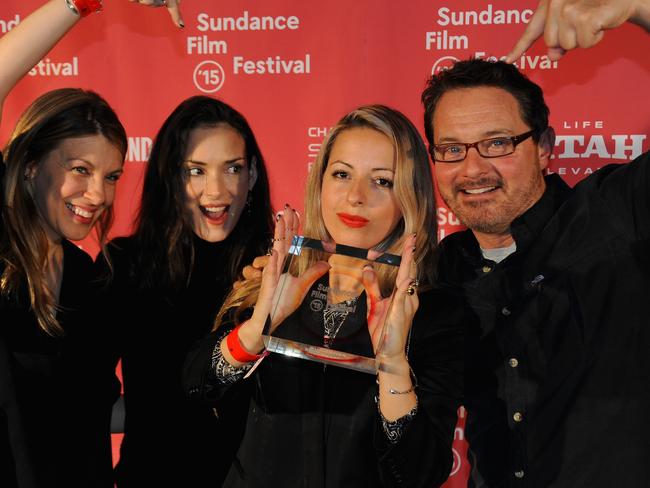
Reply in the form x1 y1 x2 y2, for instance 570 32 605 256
24 165 36 180
245 191 252 214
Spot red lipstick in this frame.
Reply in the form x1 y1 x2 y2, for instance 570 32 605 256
337 213 369 228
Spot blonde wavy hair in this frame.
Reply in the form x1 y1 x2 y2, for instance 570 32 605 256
214 104 437 329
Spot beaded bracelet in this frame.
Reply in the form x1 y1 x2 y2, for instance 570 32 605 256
226 324 265 363
65 0 103 18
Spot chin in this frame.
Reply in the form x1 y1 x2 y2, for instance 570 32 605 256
194 226 230 243
204 235 228 243
62 230 92 242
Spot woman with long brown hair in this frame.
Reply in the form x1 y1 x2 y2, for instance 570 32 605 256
0 1 176 486
94 95 274 487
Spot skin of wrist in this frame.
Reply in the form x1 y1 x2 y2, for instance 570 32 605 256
377 354 411 376
377 363 418 421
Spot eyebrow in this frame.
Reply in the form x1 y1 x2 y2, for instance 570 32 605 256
66 157 123 173
329 160 395 172
184 157 246 166
437 129 515 144
66 157 96 166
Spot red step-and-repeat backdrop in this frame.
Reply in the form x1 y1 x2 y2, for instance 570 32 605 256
1 1 648 485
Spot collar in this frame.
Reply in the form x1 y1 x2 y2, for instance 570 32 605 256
443 173 573 266
510 173 572 253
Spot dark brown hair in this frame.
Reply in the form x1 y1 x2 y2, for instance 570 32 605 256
1 88 127 335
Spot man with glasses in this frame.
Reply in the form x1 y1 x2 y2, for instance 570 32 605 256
421 55 650 486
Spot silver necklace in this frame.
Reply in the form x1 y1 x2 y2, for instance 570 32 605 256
322 297 358 348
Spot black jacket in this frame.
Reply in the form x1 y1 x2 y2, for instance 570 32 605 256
94 235 252 487
0 240 115 488
183 283 466 488
437 152 650 487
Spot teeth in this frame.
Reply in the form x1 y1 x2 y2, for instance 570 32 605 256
204 206 226 214
464 187 496 194
66 203 93 218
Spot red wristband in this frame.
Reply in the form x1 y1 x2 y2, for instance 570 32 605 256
226 325 264 363
67 0 103 18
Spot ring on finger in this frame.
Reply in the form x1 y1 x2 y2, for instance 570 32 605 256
405 279 419 296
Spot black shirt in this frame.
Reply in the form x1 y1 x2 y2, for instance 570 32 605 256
95 235 252 487
436 152 650 487
184 281 466 488
1 240 115 488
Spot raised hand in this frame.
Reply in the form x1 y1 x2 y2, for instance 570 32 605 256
363 234 420 421
506 0 650 62
237 207 329 355
130 0 185 28
362 234 418 364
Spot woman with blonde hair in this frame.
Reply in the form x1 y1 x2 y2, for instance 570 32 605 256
184 105 464 487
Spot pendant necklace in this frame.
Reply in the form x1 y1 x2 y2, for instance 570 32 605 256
322 297 358 348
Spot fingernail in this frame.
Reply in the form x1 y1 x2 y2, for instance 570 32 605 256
276 212 282 221
179 20 185 28
284 203 290 209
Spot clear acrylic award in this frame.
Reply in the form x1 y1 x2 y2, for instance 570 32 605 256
261 236 401 374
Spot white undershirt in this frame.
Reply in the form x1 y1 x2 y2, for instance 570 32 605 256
480 242 517 263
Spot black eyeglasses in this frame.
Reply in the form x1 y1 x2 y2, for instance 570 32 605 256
430 130 536 163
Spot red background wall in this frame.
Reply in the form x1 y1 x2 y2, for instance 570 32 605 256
1 1 648 485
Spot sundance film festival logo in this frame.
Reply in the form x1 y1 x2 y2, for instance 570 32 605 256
431 56 459 75
309 284 358 314
193 60 226 93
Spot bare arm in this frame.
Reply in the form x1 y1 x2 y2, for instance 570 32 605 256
365 235 419 422
506 0 650 62
0 0 186 125
0 0 79 123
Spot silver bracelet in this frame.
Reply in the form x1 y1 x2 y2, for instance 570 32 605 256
387 366 418 395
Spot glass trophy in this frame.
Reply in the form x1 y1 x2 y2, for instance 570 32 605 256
261 236 401 374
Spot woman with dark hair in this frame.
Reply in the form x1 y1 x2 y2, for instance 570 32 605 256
1 86 126 488
0 2 185 486
95 95 274 487
0 3 129 486
183 105 465 487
